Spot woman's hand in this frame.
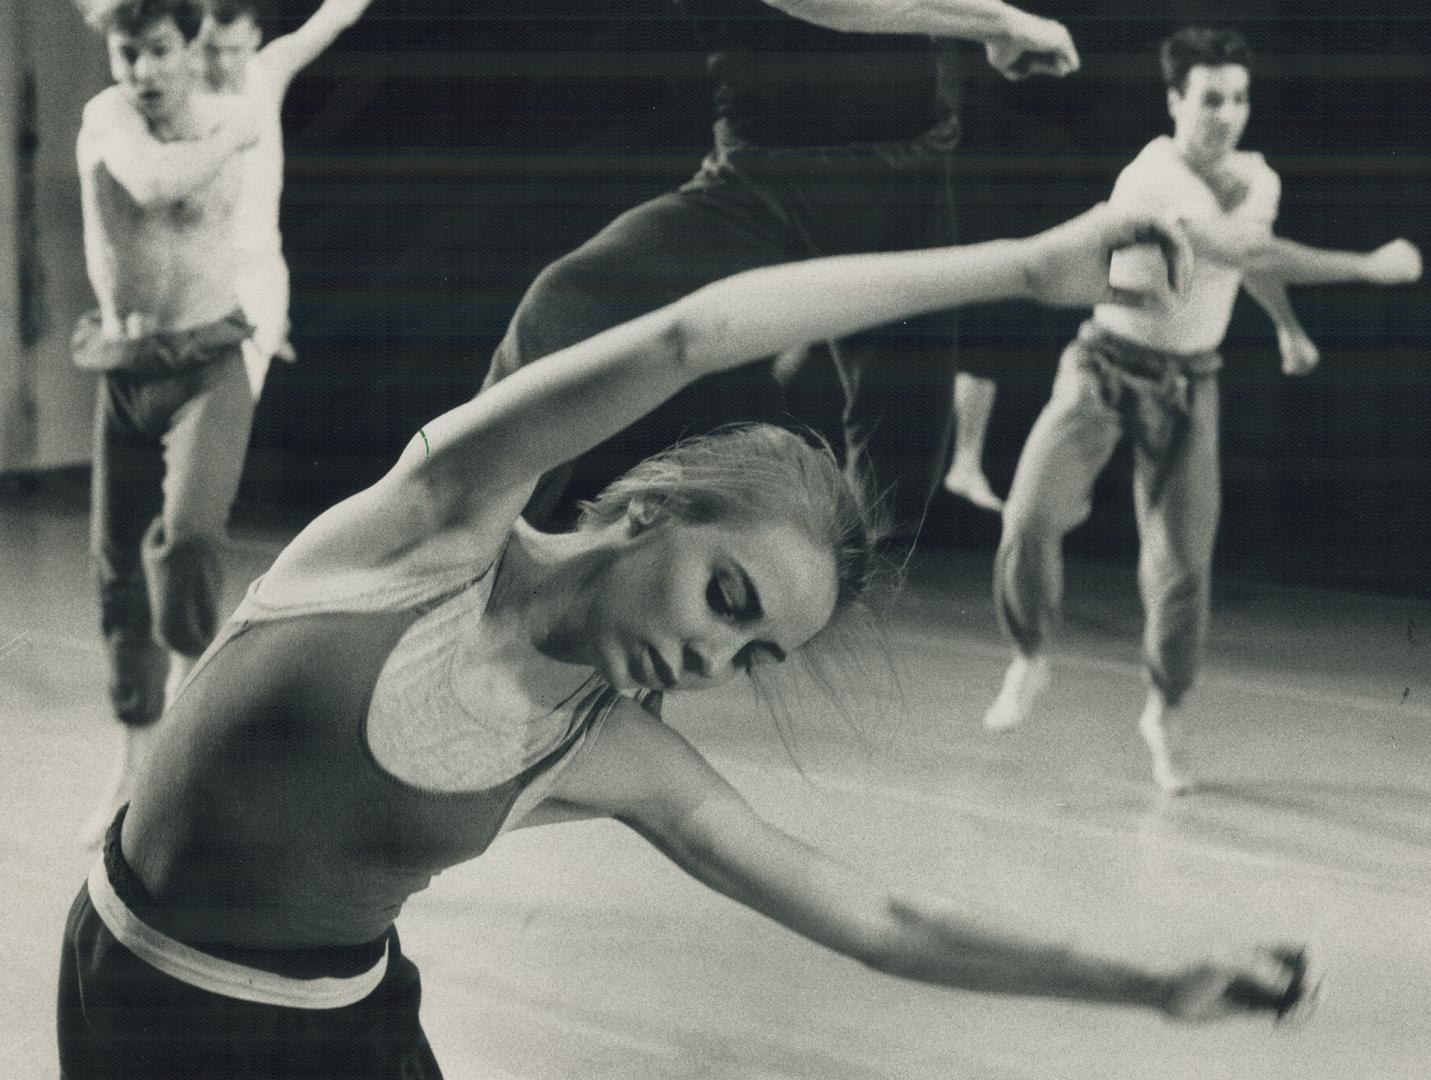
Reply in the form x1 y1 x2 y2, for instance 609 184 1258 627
1020 202 1194 309
1163 945 1321 1024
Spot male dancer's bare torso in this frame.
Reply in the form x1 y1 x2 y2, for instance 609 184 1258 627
78 87 248 336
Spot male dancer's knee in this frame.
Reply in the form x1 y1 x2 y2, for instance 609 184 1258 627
141 520 222 657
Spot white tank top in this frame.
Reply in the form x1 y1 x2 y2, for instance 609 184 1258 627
1094 136 1280 355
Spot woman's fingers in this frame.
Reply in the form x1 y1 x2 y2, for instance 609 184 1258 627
1221 945 1323 1023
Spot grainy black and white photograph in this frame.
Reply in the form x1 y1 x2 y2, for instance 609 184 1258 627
1 0 1427 1076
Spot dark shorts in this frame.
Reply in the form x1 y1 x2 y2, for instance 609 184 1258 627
71 310 253 377
85 314 259 725
57 812 443 1080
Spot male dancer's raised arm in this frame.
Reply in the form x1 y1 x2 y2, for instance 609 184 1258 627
197 0 377 396
253 0 376 93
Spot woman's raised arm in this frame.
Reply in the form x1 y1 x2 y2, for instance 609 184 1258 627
267 204 1189 585
412 204 1188 519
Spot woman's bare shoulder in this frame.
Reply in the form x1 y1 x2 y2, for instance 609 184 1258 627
254 477 525 614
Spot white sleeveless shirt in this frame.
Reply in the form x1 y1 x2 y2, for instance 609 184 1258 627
1094 136 1281 355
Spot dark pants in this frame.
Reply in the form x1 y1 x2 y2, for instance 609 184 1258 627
994 323 1222 706
57 814 442 1080
83 316 256 727
484 132 962 529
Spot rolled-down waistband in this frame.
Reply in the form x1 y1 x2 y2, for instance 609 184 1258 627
72 309 253 377
1078 320 1223 379
88 815 388 1010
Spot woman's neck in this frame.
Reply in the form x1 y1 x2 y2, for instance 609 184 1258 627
482 521 615 668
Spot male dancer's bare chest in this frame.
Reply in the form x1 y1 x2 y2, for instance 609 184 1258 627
98 156 242 238
92 169 243 323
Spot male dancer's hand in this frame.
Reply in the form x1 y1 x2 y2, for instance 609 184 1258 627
1364 238 1422 285
1020 202 1193 309
1278 327 1321 376
985 12 1079 81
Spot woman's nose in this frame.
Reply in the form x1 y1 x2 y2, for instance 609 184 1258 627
681 642 711 680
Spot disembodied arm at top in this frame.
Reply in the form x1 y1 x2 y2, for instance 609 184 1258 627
757 0 1078 80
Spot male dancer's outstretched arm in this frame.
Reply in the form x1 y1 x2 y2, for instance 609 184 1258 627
1131 149 1417 369
1171 212 1421 287
1151 205 1418 374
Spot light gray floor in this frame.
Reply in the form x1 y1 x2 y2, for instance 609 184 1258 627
4 483 1428 1078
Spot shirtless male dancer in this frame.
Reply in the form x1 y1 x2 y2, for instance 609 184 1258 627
197 0 376 399
982 26 1421 793
74 0 261 845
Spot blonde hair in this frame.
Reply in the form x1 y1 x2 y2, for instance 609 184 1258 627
577 423 888 610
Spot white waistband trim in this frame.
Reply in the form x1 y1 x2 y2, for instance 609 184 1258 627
86 857 389 1010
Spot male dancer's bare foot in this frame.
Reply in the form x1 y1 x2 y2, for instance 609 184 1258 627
983 654 1050 731
943 463 1005 513
1138 692 1194 795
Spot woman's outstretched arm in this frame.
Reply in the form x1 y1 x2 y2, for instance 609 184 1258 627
412 205 1187 515
266 204 1188 584
544 700 1309 1022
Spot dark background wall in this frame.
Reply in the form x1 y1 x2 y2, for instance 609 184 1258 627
242 0 1429 595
